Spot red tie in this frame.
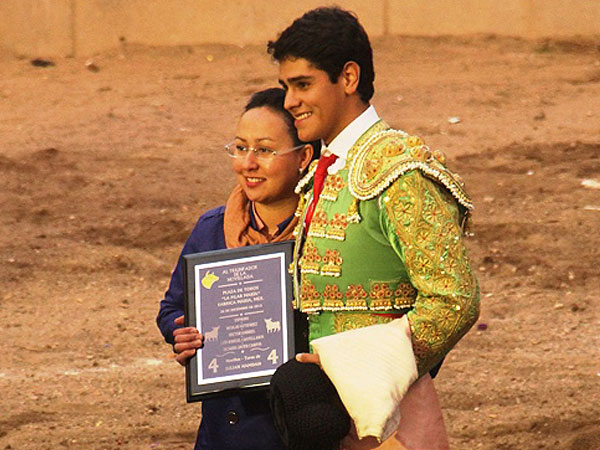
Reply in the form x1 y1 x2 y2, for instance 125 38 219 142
305 153 338 229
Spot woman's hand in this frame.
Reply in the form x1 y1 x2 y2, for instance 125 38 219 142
172 315 204 366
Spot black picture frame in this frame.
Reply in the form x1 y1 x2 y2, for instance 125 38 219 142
183 240 297 403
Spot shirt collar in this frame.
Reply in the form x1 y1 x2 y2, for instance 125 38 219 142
321 105 379 174
322 105 380 160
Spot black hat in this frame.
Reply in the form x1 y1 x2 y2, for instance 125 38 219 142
270 359 351 450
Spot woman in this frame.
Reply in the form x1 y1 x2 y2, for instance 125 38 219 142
156 87 318 450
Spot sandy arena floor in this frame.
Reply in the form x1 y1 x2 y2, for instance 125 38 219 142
1 35 599 449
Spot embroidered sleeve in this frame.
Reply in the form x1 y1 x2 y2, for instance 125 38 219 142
380 170 480 376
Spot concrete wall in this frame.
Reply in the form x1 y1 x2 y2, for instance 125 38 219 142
0 0 74 56
1 0 598 57
71 0 384 55
389 0 600 38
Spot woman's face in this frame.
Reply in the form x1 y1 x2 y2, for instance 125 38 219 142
232 106 309 206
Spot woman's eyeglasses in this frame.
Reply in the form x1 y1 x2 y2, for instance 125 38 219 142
225 142 305 160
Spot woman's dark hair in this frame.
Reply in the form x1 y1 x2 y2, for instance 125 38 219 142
267 7 374 104
245 87 321 159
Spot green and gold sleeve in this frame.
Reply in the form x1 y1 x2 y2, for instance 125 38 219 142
380 170 480 376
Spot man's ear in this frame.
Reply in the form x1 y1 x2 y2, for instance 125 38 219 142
340 61 361 96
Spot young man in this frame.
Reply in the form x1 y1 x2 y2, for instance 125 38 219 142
268 7 480 450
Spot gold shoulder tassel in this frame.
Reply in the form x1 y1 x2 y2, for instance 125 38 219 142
347 197 361 223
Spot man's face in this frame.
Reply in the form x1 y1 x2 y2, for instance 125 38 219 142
278 57 347 144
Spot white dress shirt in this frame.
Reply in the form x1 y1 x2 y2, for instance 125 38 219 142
321 105 380 175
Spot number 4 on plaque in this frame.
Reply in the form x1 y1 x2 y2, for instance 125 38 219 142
267 349 279 365
208 358 219 373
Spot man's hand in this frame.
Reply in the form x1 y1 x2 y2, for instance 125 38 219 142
295 352 321 365
296 353 386 449
340 423 382 450
172 315 204 366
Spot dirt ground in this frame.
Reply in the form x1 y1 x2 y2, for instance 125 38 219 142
1 35 599 450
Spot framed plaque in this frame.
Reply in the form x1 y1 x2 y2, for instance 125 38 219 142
183 240 297 403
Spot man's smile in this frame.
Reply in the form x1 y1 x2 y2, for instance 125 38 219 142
294 111 312 121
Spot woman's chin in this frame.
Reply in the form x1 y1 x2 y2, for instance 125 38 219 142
241 187 265 204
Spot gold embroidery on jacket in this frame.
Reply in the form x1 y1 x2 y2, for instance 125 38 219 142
333 313 397 334
322 285 344 310
300 276 322 312
299 241 321 275
347 128 473 214
369 282 394 310
345 284 369 310
394 283 418 308
326 213 348 241
347 197 361 223
321 174 346 202
320 249 342 278
307 210 328 238
383 173 479 376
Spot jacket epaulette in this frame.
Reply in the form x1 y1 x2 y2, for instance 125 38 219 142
347 128 473 211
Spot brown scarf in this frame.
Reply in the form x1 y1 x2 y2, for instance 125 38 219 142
223 185 298 249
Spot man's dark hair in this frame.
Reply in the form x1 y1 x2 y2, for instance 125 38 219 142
245 88 321 158
267 7 374 103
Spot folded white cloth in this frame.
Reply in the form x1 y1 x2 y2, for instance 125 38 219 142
311 316 418 441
